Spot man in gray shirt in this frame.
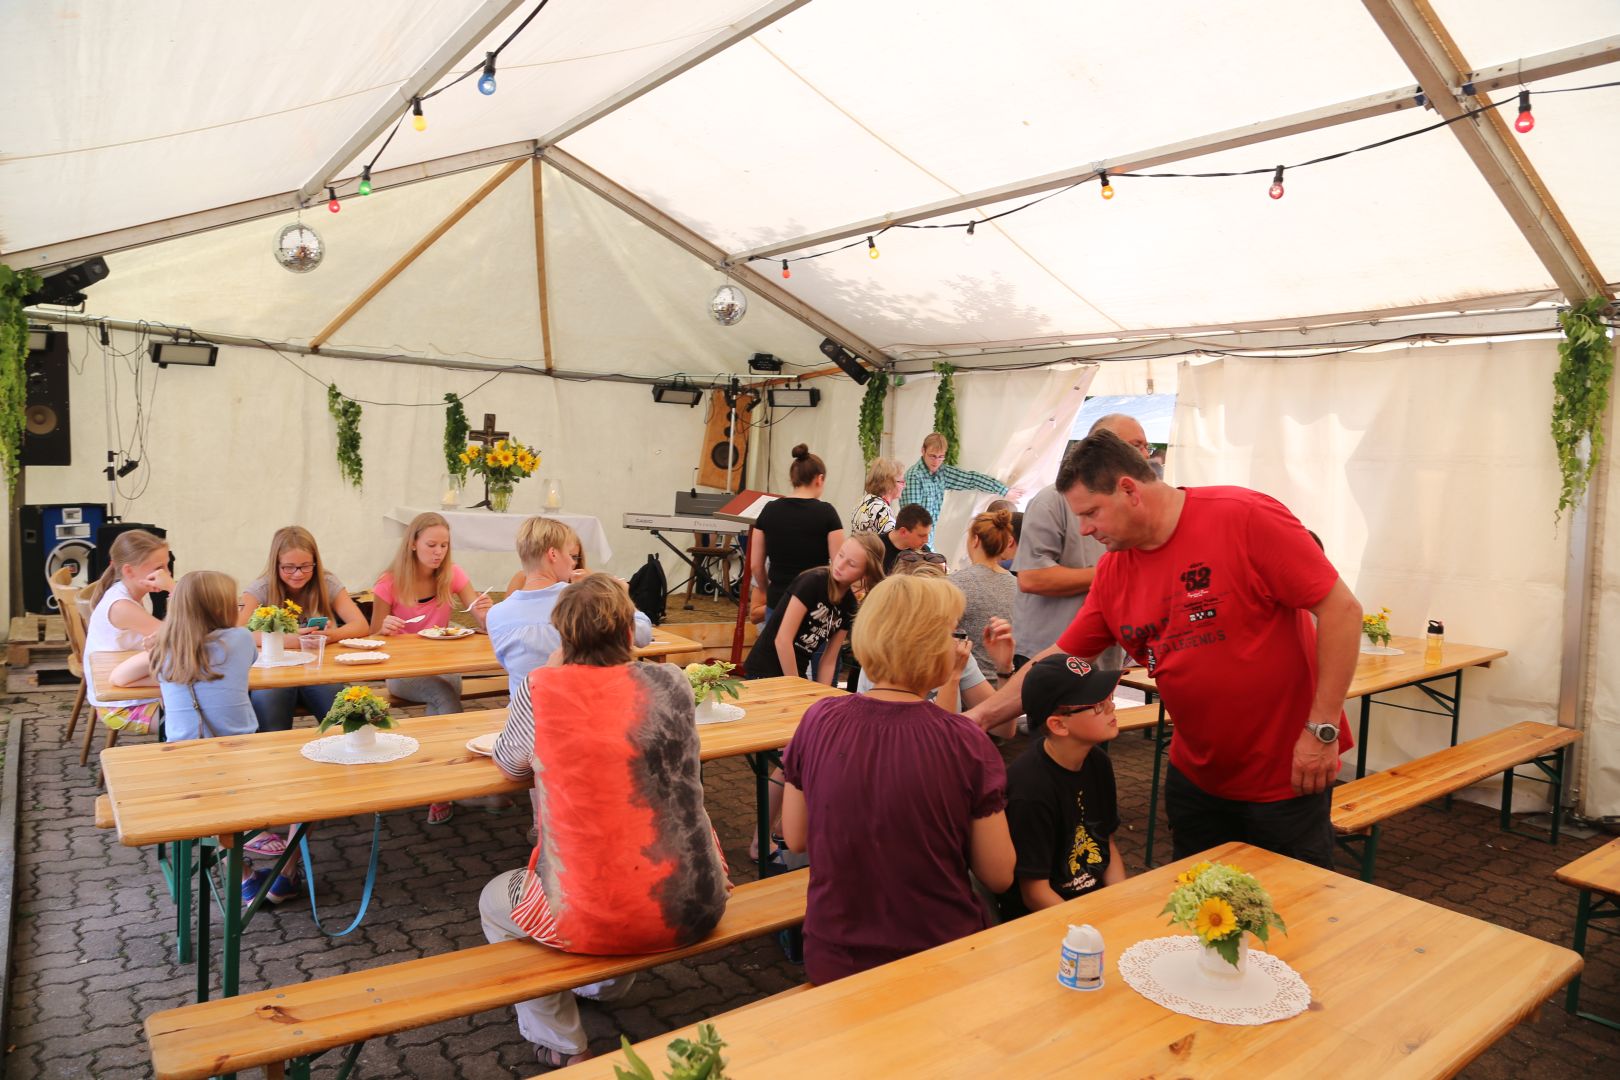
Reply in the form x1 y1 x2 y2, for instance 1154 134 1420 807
1012 413 1152 660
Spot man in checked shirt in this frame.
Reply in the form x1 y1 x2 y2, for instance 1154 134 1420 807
899 432 1023 547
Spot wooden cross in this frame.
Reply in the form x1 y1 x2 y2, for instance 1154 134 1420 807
467 413 510 510
468 413 509 449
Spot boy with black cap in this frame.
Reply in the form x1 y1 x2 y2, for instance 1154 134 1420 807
997 654 1127 921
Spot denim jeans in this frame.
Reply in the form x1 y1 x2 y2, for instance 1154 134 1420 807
250 683 343 733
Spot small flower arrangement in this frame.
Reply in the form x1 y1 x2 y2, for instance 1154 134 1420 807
1161 861 1287 968
1362 606 1392 647
318 685 396 735
685 660 744 708
247 599 301 635
460 439 541 484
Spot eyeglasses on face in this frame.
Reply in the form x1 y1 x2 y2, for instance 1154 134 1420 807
1053 700 1113 716
278 563 315 576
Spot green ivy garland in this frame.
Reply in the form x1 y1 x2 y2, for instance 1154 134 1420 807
0 263 43 493
932 361 960 466
857 371 889 465
1552 298 1615 522
443 392 470 482
327 383 364 488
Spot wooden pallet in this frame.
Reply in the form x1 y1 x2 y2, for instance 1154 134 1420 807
6 614 69 667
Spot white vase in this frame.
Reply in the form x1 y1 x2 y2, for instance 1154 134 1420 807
344 725 378 753
1197 934 1248 984
694 698 725 724
259 631 285 665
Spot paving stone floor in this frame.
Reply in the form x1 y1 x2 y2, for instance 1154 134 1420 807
2 685 1617 1078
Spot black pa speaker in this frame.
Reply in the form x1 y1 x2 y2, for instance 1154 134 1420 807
91 522 173 619
818 338 871 385
22 330 71 466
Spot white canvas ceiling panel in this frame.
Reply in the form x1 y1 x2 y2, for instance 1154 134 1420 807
0 0 473 254
562 0 1415 254
339 1 786 180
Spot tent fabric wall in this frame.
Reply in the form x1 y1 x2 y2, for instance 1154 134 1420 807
1584 389 1620 819
1170 340 1569 806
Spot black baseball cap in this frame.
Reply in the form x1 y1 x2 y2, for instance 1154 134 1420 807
1021 654 1125 728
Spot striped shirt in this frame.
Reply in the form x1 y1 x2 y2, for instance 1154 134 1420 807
899 459 1007 544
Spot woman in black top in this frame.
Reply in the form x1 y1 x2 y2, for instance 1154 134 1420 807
749 444 845 617
745 534 885 682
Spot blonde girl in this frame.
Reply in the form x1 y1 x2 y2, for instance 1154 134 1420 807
239 526 369 736
84 529 172 735
111 572 300 903
373 512 491 825
743 533 884 684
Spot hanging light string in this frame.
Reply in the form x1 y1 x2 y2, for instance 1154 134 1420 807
757 77 1620 271
325 0 552 204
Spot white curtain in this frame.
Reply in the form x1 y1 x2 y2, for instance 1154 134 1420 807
893 364 1096 565
1171 341 1569 805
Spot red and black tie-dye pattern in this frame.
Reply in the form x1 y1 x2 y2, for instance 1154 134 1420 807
498 661 729 954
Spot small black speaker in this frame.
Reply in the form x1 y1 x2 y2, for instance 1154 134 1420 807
22 330 70 466
818 338 871 385
92 522 172 619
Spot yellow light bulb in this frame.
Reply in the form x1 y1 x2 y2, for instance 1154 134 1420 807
413 114 427 132
1101 184 1114 200
867 236 880 260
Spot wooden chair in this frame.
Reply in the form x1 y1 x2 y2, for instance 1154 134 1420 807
47 568 91 750
683 532 737 608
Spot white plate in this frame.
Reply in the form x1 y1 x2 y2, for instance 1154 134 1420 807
466 731 499 757
418 626 476 640
339 638 385 649
334 651 390 665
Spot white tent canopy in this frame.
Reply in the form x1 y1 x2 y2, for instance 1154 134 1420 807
4 2 1620 819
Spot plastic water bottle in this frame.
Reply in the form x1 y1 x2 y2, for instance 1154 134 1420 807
1058 923 1104 991
1425 619 1444 666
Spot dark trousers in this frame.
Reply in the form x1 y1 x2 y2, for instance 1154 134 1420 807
1164 765 1335 869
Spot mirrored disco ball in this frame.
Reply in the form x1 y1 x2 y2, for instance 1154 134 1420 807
709 283 747 326
274 222 325 273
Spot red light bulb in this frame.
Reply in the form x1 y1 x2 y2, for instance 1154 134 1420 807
1514 91 1534 133
327 187 340 213
1268 166 1285 200
781 260 791 280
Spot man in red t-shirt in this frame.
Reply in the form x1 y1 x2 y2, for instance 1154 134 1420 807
966 431 1362 867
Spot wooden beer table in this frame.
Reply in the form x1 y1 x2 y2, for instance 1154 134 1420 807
87 626 704 703
1122 637 1506 865
98 676 842 1004
551 842 1581 1080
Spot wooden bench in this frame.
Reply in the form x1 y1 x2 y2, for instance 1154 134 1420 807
145 869 809 1080
1556 835 1620 1030
1331 720 1580 881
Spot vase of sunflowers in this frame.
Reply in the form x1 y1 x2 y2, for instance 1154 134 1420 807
1361 606 1393 653
247 599 301 666
460 439 541 513
1161 860 1286 984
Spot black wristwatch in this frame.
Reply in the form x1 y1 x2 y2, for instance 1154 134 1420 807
1305 721 1339 744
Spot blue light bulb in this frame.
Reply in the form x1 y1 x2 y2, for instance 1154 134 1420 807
478 73 497 96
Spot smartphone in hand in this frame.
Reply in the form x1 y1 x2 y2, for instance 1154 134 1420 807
305 616 329 630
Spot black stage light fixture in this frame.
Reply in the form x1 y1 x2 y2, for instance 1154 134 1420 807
22 257 110 307
150 341 219 368
652 381 704 407
748 352 784 373
818 337 871 385
768 387 820 408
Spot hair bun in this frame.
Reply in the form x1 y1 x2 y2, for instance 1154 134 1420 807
791 443 810 459
991 509 1012 528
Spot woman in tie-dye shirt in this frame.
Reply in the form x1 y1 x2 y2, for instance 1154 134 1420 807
479 574 730 1069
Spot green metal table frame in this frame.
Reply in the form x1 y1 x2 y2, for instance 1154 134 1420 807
1333 744 1571 882
1565 886 1620 1031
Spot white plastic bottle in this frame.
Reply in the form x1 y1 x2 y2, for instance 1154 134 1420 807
1058 923 1105 991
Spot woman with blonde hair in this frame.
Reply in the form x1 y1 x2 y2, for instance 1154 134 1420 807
849 457 903 534
239 526 369 736
781 575 1014 984
112 571 299 903
373 512 491 824
84 529 172 736
480 574 730 1068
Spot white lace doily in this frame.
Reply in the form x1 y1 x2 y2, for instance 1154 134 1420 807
254 651 318 669
300 732 420 765
695 702 745 726
1118 936 1311 1025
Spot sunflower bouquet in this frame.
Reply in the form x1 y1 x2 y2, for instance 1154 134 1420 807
318 686 396 735
247 599 301 634
1160 861 1287 967
1362 606 1392 647
460 439 541 512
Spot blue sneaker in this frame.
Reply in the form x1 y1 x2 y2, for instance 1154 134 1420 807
240 868 271 906
266 873 303 905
